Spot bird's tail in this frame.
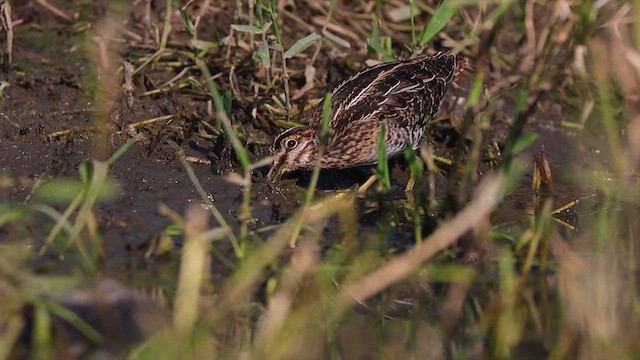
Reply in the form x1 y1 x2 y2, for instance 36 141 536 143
454 56 469 81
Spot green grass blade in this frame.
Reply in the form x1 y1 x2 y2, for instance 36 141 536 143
266 0 283 46
510 133 537 155
376 123 391 191
404 147 422 186
284 33 321 59
35 178 118 204
175 0 195 37
289 91 333 247
105 137 138 166
319 92 332 143
39 299 104 345
230 24 264 34
176 151 241 258
367 17 394 61
256 42 271 68
419 0 457 46
198 60 251 171
0 205 27 227
467 74 484 108
500 85 529 172
33 304 52 360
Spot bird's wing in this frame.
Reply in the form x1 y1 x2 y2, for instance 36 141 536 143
310 53 462 133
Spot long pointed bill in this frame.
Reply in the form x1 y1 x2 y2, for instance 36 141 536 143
266 155 286 181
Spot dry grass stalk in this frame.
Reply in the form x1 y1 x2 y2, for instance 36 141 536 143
173 205 211 336
334 174 503 313
0 0 12 64
35 0 73 22
552 238 630 358
253 241 320 354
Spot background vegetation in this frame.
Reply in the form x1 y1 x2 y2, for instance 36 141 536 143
0 0 639 359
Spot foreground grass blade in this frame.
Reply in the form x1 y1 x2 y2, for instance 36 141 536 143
419 0 457 45
288 92 332 247
176 150 240 257
0 316 23 360
174 206 229 336
331 173 506 316
39 299 104 345
376 123 391 191
500 85 529 172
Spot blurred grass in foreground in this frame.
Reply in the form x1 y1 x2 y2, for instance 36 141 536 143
0 0 639 359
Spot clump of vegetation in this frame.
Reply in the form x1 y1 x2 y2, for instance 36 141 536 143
1 0 639 359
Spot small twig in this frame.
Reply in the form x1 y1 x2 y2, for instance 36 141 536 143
195 0 213 19
198 117 222 136
128 114 176 129
552 199 580 215
229 65 240 98
35 0 73 22
552 217 576 231
122 62 135 108
158 67 190 89
185 155 211 165
138 82 191 97
519 0 537 73
225 28 234 59
122 28 143 42
47 128 93 140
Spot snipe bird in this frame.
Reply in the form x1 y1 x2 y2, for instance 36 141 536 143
267 52 468 182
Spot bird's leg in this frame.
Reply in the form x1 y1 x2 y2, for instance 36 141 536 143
405 172 416 193
404 172 416 205
357 174 378 195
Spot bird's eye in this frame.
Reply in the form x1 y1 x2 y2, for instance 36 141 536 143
286 139 297 149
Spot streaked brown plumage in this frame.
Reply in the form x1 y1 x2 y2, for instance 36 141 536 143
267 52 468 180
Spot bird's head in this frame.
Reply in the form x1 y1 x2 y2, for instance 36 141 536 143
267 127 319 181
